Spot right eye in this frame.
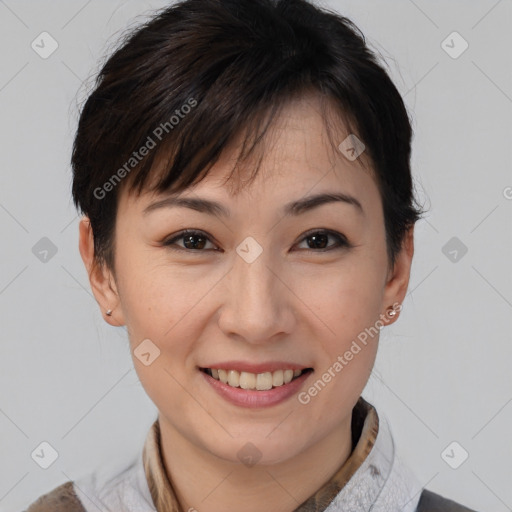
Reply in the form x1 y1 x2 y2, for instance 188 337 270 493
162 229 219 252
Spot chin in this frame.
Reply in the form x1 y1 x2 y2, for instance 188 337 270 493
210 442 301 467
199 429 310 467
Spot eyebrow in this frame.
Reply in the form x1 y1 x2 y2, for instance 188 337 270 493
142 191 364 218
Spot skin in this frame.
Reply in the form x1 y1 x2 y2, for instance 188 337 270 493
79 94 414 512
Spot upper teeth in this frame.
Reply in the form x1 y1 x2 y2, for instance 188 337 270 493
208 368 302 390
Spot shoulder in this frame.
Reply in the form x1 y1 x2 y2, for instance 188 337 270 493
24 481 86 512
416 488 478 512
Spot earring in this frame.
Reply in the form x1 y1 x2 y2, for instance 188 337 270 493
106 309 112 316
387 304 400 317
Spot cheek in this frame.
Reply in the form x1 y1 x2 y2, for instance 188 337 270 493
120 270 207 414
115 245 198 330
298 256 384 395
115 251 222 371
302 259 385 336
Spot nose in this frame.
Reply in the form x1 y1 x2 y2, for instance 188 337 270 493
217 248 295 345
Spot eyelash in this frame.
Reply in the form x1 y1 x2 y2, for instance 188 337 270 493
162 229 350 253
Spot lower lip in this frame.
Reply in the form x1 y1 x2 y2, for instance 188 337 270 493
200 369 313 408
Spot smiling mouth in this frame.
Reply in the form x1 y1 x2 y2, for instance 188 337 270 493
200 367 314 391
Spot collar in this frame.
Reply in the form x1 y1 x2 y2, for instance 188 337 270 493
142 396 380 511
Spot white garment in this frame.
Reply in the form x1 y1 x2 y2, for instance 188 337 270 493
73 408 422 512
72 455 156 512
324 412 422 511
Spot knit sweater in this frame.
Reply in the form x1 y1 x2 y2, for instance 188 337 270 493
24 396 477 511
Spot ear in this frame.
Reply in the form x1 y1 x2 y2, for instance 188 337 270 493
78 216 125 326
381 225 415 326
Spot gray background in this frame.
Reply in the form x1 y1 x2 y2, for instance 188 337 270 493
1 0 511 510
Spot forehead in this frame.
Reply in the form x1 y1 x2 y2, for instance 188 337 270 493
119 94 378 213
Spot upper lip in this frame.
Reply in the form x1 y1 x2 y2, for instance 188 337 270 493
200 361 313 374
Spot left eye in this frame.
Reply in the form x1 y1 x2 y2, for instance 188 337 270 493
162 229 349 252
294 230 349 251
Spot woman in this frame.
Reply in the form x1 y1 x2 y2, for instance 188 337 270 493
25 0 477 510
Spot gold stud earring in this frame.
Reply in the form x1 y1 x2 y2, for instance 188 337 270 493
387 304 400 317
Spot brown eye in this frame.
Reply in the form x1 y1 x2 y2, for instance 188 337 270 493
295 230 349 252
161 228 350 254
163 230 217 251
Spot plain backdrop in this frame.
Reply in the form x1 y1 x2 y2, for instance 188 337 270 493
0 1 511 511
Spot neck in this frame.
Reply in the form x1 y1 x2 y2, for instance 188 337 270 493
157 414 353 512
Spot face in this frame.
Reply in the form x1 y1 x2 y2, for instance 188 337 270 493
80 94 413 466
